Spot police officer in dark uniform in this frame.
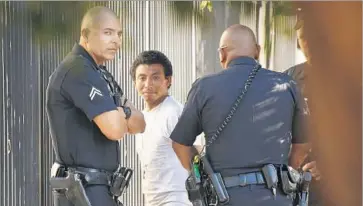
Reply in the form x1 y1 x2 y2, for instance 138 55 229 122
170 24 311 205
284 15 322 206
46 6 145 206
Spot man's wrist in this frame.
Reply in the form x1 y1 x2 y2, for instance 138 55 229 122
121 106 131 120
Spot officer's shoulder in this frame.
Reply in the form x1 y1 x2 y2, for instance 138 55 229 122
60 55 97 78
261 68 296 85
282 62 306 76
191 70 225 89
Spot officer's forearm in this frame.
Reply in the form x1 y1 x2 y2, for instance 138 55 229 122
289 143 310 169
172 141 194 171
124 100 146 134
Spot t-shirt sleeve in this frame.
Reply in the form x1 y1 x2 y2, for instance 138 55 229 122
169 79 204 146
61 62 117 121
290 79 309 144
166 108 181 137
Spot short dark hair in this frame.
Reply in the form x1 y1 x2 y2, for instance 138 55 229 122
130 50 173 81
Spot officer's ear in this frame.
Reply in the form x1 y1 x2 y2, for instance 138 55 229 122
81 28 90 41
219 48 226 64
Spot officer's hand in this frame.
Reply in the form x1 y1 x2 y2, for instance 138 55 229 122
117 107 127 119
302 161 321 181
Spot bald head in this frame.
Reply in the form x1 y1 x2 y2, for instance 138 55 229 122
81 6 119 37
79 6 122 65
219 24 258 58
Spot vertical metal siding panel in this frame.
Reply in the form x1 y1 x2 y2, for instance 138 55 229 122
40 3 47 206
1 3 5 206
9 2 15 206
272 15 297 72
1 2 9 206
148 2 195 105
43 3 54 205
0 2 5 205
240 3 258 40
37 3 47 206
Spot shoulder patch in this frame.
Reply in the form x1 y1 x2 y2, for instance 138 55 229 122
89 86 103 100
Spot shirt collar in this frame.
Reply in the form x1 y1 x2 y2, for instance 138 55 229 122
71 43 99 69
227 56 258 68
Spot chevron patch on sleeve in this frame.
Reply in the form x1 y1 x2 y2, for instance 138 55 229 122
89 86 103 100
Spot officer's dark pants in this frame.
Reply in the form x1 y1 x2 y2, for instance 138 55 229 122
53 185 118 206
224 185 293 206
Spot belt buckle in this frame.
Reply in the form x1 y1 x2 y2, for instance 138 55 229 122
238 174 247 187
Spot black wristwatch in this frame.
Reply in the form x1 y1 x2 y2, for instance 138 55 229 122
122 106 132 120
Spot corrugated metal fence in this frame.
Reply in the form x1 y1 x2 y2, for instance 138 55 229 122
1 1 300 206
1 1 197 206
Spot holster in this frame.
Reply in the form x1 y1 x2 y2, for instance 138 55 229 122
279 165 300 195
50 163 133 206
109 166 133 197
185 155 229 206
50 162 92 206
278 165 312 206
185 172 208 206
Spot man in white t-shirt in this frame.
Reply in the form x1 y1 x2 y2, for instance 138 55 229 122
131 50 200 206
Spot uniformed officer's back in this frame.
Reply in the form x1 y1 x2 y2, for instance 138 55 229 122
170 24 309 206
196 58 302 177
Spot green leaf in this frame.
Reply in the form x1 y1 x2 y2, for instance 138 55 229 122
200 1 212 12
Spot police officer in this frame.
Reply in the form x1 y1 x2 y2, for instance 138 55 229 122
284 15 322 206
170 24 310 205
46 6 145 206
284 14 309 94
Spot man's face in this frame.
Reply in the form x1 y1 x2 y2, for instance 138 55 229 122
297 28 310 61
85 15 122 64
134 64 171 105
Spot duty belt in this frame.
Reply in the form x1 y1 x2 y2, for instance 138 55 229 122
223 172 265 188
68 166 113 186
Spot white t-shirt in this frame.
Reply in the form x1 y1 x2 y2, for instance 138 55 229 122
136 96 201 196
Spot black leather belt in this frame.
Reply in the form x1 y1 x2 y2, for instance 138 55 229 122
68 166 113 186
223 172 265 188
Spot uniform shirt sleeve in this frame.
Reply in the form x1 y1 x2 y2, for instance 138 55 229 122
61 62 117 121
170 79 204 146
290 79 309 144
283 65 296 76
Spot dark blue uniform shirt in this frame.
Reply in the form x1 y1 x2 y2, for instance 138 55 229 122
284 62 307 95
284 61 321 206
170 57 308 205
46 44 119 172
